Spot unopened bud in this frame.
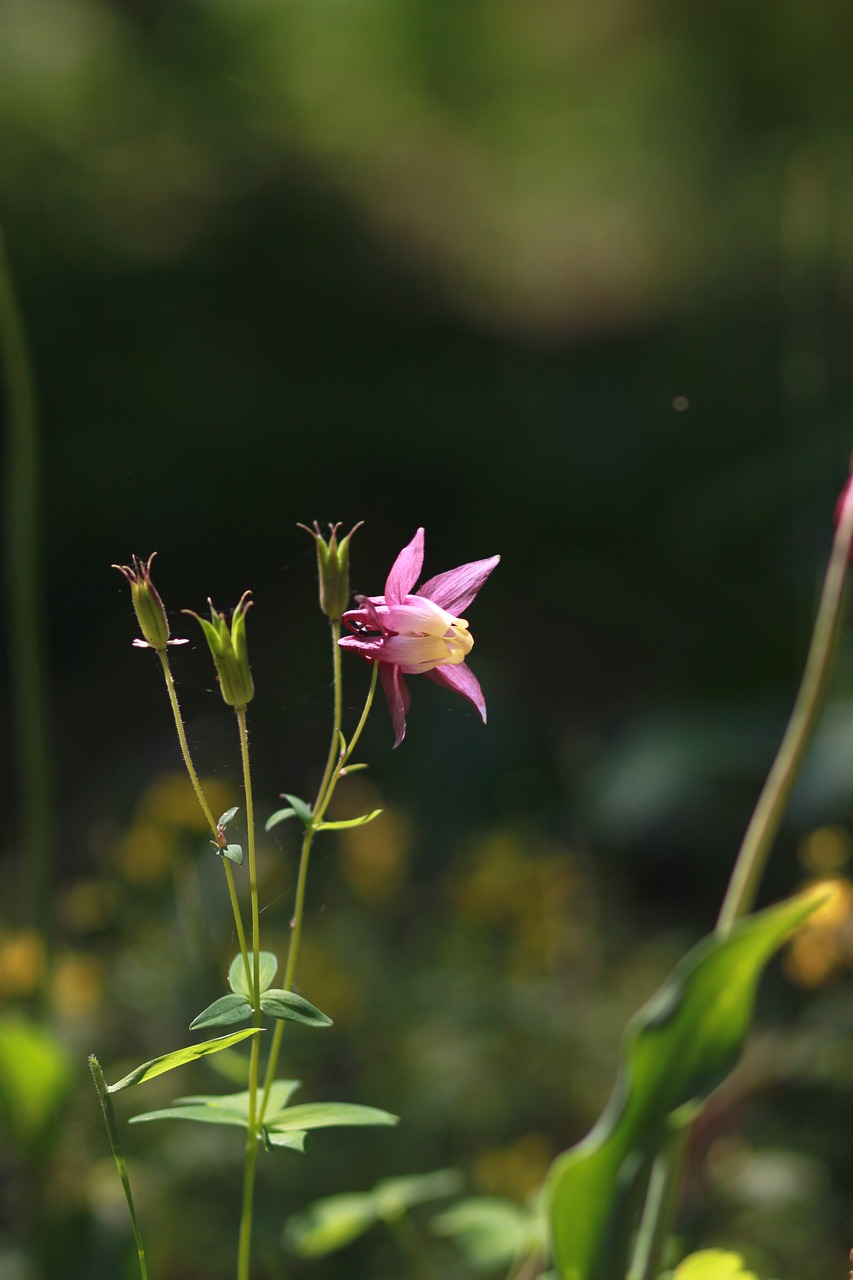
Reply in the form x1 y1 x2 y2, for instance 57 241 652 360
113 553 176 651
185 591 254 708
299 521 362 621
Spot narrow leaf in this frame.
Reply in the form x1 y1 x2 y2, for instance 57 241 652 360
107 1028 262 1093
189 994 252 1031
546 888 825 1280
217 806 239 828
130 1103 248 1128
315 809 383 833
229 950 278 997
265 1101 398 1133
265 807 297 831
260 990 333 1028
282 793 314 826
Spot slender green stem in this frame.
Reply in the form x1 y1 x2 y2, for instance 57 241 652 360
629 496 853 1280
89 1057 149 1280
1 235 54 934
157 649 252 996
259 655 378 1119
235 704 262 1280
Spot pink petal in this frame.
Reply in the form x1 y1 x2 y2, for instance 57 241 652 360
339 634 385 659
380 663 411 747
384 529 424 606
418 555 500 616
425 662 487 723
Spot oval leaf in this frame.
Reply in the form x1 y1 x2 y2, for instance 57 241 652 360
229 950 278 997
189 993 252 1030
217 806 239 828
260 990 332 1028
222 843 243 866
546 888 826 1280
107 1028 262 1093
281 793 314 827
265 1101 399 1133
266 807 297 831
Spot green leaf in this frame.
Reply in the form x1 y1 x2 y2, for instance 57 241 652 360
260 990 333 1028
372 1169 463 1219
285 1193 378 1257
282 793 314 826
228 950 278 997
130 1080 299 1129
265 807 297 831
189 994 252 1030
265 1101 399 1133
673 1251 760 1280
545 889 825 1280
263 1128 310 1153
315 809 383 832
107 1028 262 1093
217 806 239 827
222 843 243 866
433 1197 541 1271
0 1016 71 1146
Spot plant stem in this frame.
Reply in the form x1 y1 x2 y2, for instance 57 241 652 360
157 649 252 996
89 1056 149 1280
628 494 853 1280
259 638 378 1120
1 234 54 935
235 704 262 1280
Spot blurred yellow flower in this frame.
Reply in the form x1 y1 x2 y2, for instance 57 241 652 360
0 929 47 999
783 876 853 987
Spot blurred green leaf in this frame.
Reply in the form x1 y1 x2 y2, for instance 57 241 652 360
315 809 382 832
433 1197 541 1271
222 843 243 865
546 890 824 1280
264 1101 398 1133
217 806 239 827
284 1168 462 1257
107 1028 262 1093
189 993 252 1030
0 1016 71 1146
673 1251 760 1280
229 950 277 997
265 807 297 831
259 989 332 1028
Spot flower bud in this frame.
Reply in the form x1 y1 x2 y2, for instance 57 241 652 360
185 591 254 708
299 521 362 621
113 553 172 650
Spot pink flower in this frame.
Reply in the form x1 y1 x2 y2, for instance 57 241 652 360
340 528 499 746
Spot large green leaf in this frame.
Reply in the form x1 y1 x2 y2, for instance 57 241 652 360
264 1101 398 1134
546 889 823 1280
107 1028 262 1093
129 1079 300 1129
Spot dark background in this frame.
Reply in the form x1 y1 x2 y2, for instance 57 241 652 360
3 2 853 1278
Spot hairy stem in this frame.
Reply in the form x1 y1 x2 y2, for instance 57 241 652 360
89 1056 149 1280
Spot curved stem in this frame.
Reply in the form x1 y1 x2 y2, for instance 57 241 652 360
157 649 252 995
259 641 378 1120
235 704 262 1280
629 497 853 1280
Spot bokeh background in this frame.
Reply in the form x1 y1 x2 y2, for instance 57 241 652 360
4 1 853 1277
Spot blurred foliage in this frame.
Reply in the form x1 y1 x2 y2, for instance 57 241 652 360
4 0 853 1277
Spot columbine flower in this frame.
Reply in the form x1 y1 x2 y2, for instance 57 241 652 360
339 528 499 746
113 553 187 651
